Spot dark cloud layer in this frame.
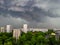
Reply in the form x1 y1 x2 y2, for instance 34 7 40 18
0 0 57 22
0 7 46 22
0 0 60 28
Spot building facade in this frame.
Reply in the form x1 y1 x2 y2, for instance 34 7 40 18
29 28 48 32
55 30 60 40
13 29 21 39
23 24 28 33
6 25 12 33
0 27 5 33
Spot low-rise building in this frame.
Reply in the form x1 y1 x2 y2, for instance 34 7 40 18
29 28 48 32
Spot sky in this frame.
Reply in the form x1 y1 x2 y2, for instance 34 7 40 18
0 0 60 29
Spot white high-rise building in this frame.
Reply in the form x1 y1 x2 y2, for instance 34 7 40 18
0 27 5 33
13 29 21 39
6 25 12 33
23 24 28 33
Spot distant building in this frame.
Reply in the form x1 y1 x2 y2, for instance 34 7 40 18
55 30 60 40
23 24 28 33
13 29 21 39
6 25 12 33
40 29 48 32
0 27 5 33
29 28 48 32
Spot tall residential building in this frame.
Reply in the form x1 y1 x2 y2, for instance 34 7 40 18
13 29 21 39
23 24 28 33
6 25 12 33
0 27 5 32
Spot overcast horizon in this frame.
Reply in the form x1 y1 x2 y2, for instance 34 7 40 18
0 0 60 29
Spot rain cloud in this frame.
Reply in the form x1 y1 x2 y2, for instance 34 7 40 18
0 0 60 28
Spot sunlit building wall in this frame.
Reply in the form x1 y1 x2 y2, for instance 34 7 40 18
0 27 5 32
6 25 12 33
23 24 28 33
29 28 48 32
13 29 21 39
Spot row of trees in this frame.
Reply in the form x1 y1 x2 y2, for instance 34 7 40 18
0 29 60 45
0 32 13 45
17 30 60 45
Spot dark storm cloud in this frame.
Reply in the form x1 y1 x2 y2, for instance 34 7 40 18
0 6 53 23
0 0 60 28
0 15 28 28
0 0 59 22
50 0 60 3
0 0 46 22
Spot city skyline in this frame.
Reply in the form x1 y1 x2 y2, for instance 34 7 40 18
0 24 60 40
0 24 60 29
0 0 60 45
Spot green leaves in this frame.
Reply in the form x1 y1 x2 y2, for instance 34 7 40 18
18 31 49 45
4 41 12 45
0 30 59 45
0 32 12 45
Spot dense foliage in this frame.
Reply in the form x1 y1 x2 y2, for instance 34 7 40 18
0 29 60 45
0 32 13 45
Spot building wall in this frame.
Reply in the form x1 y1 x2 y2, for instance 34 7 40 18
13 29 21 39
0 27 5 32
55 30 60 40
23 24 28 33
6 25 12 33
29 28 48 32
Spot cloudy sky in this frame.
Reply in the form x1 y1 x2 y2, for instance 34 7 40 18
0 0 60 28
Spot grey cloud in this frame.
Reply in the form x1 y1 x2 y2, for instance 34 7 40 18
0 0 60 28
0 15 28 28
0 0 60 18
0 6 50 22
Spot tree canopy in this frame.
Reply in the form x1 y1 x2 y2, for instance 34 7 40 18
0 29 60 45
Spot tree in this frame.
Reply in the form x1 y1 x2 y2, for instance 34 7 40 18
31 35 36 45
4 41 12 45
48 35 57 45
0 32 13 45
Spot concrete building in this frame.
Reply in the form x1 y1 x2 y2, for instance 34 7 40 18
55 30 60 40
6 25 12 33
29 28 48 32
40 29 48 32
0 27 5 33
13 29 21 39
23 24 28 33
